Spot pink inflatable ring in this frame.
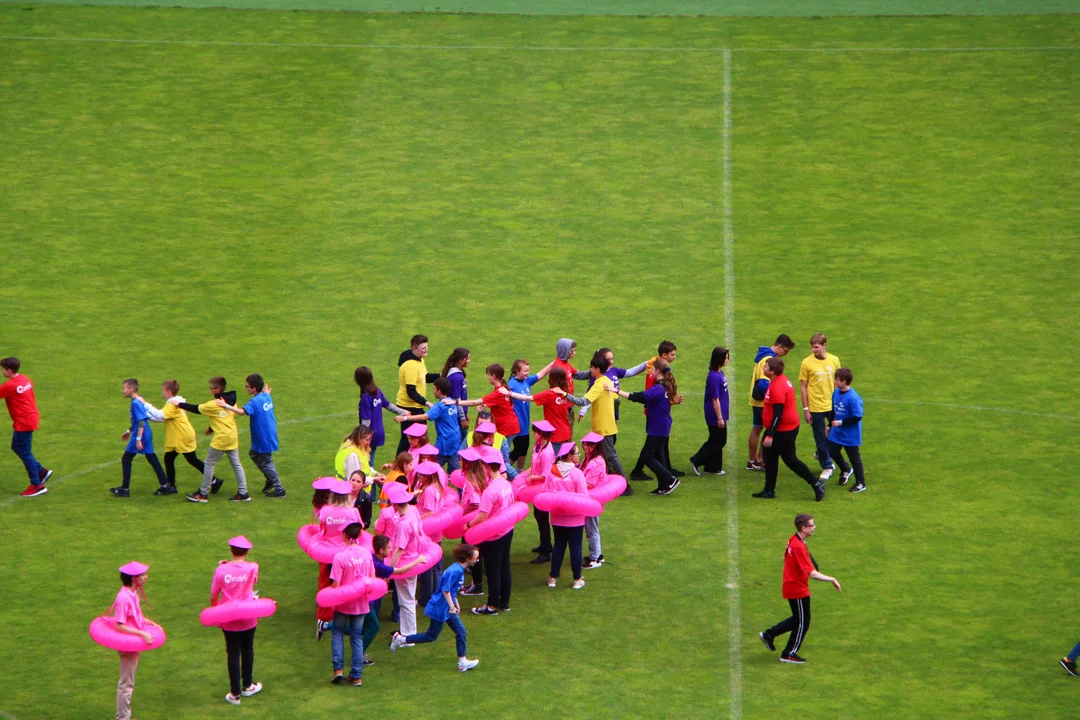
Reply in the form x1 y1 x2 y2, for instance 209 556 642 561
443 509 480 540
88 617 166 652
298 525 374 564
588 474 627 505
465 501 529 545
534 491 603 517
395 538 445 579
200 599 277 627
512 477 545 505
316 577 389 608
422 504 464 537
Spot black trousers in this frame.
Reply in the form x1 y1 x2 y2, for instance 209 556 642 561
550 524 584 580
223 627 256 697
163 450 212 486
767 597 811 657
632 434 674 473
533 507 552 554
479 529 513 609
509 435 530 463
121 451 167 488
827 441 865 486
690 424 728 473
763 429 818 494
642 435 676 492
395 409 425 455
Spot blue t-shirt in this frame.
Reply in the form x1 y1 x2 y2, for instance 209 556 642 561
830 387 864 446
507 375 540 438
243 392 279 454
372 557 394 581
127 398 154 455
425 400 461 457
424 562 465 622
642 385 673 438
358 388 390 448
703 370 729 426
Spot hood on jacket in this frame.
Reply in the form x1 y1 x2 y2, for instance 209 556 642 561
399 349 419 367
556 338 576 361
754 345 776 363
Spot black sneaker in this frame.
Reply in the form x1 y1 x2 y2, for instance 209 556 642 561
153 485 178 496
849 484 866 493
262 481 275 494
362 656 375 667
752 490 776 499
669 468 685 477
529 554 550 565
759 632 775 652
1061 657 1079 676
648 488 664 496
688 459 701 477
629 471 651 481
620 485 635 497
531 546 544 553
659 478 681 495
265 487 287 498
780 653 807 664
460 583 485 596
839 469 853 486
210 477 224 494
186 492 208 503
110 487 130 497
40 468 54 484
471 606 499 616
814 480 826 502
230 493 252 502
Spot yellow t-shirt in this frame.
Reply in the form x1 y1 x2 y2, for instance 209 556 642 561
396 358 428 409
198 399 239 451
584 376 618 437
162 401 197 453
748 356 770 408
798 353 841 412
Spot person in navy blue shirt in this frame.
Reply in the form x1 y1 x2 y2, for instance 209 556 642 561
218 374 285 498
394 379 462 471
390 543 480 672
690 346 730 476
439 348 472 449
826 368 865 493
612 359 685 496
112 379 170 497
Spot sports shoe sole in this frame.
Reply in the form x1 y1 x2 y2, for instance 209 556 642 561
779 657 806 664
759 632 775 652
186 495 208 503
849 485 867 493
40 469 54 484
1061 659 1079 677
23 487 48 497
688 460 701 477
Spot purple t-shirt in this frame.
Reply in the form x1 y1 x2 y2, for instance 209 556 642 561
358 388 390 448
704 370 729 426
643 385 673 437
446 370 468 420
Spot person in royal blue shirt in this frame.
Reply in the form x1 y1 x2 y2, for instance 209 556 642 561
690 346 730 477
111 378 169 497
826 368 866 493
394 378 462 471
218 374 285 498
612 359 685 496
507 358 554 471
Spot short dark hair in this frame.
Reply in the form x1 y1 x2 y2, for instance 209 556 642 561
246 373 264 392
658 340 677 355
120 572 135 587
452 543 477 563
123 378 139 391
774 334 795 349
162 379 180 395
433 377 451 396
486 364 506 382
209 376 227 391
344 522 363 540
709 346 729 372
230 546 248 557
765 357 785 375
410 334 429 348
373 534 391 552
0 357 20 373
835 367 853 385
596 347 613 358
476 410 493 420
794 513 814 531
590 353 611 373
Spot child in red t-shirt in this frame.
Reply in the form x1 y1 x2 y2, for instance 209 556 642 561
0 357 52 496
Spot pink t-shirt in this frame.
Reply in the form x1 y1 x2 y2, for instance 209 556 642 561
392 505 424 561
544 463 589 527
373 506 400 539
319 505 362 543
211 560 259 632
581 456 607 489
461 480 482 510
112 586 145 631
417 484 445 541
329 544 375 615
478 477 515 541
528 442 555 484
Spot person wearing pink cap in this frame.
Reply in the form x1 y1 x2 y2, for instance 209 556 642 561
111 561 153 720
412 460 447 607
579 432 608 569
329 522 375 686
524 420 557 565
466 413 518 481
466 447 516 615
315 481 362 639
456 447 487 596
545 443 589 590
211 536 263 705
386 481 424 636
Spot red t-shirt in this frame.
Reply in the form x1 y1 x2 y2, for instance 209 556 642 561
552 358 576 396
482 388 520 438
0 374 40 432
782 534 815 599
532 389 573 443
762 375 800 432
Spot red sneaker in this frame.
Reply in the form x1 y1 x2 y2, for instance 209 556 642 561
21 484 47 497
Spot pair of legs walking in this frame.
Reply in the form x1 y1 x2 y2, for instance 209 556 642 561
223 627 257 698
763 596 811 659
641 435 677 492
550 524 584 581
827 441 866 487
331 612 365 680
12 430 48 488
200 448 248 496
121 451 167 489
690 424 727 473
478 529 513 610
761 429 820 496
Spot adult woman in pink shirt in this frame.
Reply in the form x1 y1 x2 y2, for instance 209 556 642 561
210 536 262 706
545 443 590 590
467 446 516 616
111 561 154 720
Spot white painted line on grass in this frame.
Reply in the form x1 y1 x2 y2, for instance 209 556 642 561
0 35 1077 53
722 47 742 720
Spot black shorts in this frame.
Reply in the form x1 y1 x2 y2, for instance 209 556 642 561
752 406 764 428
509 434 530 462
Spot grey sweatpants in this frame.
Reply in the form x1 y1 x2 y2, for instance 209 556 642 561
201 447 247 495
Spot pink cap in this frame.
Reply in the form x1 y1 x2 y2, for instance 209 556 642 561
475 421 497 434
458 447 483 462
581 432 604 444
228 535 253 550
384 482 412 504
118 561 149 576
532 420 556 433
403 423 428 437
312 476 336 490
331 480 353 495
480 446 505 470
415 460 442 476
415 444 439 456
556 442 576 458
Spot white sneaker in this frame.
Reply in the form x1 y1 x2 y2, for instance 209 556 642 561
241 682 262 697
705 470 727 476
458 658 480 672
572 578 585 590
818 467 834 481
225 694 241 706
390 632 404 653
547 578 557 588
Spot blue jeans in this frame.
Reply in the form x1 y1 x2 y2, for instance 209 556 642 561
12 431 42 486
437 454 460 472
331 612 365 678
500 440 518 481
810 412 834 470
405 614 467 657
361 598 381 653
1069 641 1080 662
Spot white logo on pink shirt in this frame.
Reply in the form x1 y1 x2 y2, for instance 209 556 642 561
224 574 249 583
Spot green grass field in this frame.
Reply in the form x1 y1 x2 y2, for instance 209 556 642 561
1 6 1078 719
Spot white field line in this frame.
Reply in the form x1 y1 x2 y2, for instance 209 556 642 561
0 410 354 509
722 47 742 720
0 36 1078 53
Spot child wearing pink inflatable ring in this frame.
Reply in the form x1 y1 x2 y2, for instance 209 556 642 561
457 447 487 597
361 534 427 665
545 443 589 590
329 523 375 687
412 460 447 608
524 420 557 566
466 447 515 616
211 536 263 705
579 432 608 569
112 561 153 720
386 482 425 637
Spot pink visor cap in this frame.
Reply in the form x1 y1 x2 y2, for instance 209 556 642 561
458 446 483 462
480 446 506 469
532 420 556 433
580 432 604 444
384 482 413 504
228 535 253 550
312 476 336 490
475 421 497 434
415 460 442 476
556 443 577 458
331 480 353 495
403 423 428 438
414 444 439 456
118 561 149 576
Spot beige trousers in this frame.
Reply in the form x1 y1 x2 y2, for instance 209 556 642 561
116 651 140 720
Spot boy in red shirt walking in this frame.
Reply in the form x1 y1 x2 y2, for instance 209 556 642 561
0 357 52 497
758 513 842 664
752 358 825 502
